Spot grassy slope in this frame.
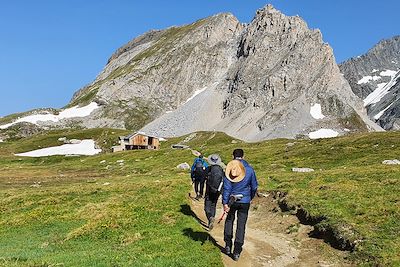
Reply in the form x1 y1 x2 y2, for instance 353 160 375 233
0 130 221 267
0 130 399 266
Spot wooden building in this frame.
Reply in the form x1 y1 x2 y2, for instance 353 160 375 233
112 132 160 152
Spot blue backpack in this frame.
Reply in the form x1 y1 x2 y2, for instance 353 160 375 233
193 159 206 180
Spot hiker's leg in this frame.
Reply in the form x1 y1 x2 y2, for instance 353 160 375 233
210 193 219 218
204 194 212 220
199 180 205 197
194 180 199 196
233 203 250 255
224 204 237 249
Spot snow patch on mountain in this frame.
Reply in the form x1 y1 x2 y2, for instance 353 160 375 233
58 102 99 119
310 104 325 119
374 102 395 120
363 83 388 106
0 102 99 129
364 71 400 106
185 86 209 104
15 139 101 157
308 129 339 139
380 70 397 77
357 75 381 84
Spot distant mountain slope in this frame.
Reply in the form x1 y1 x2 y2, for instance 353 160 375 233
339 36 400 130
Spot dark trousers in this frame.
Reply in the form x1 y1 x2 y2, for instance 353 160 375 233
194 180 205 196
224 202 250 254
204 191 220 221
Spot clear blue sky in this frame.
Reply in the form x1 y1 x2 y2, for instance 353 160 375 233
0 0 399 116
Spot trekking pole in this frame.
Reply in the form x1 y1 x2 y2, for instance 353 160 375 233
217 210 227 224
217 194 244 224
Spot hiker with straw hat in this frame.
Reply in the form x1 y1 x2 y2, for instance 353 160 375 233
222 148 258 261
204 154 225 230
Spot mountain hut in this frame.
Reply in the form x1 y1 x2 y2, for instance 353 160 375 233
112 132 160 152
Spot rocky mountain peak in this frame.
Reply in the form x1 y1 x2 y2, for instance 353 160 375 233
142 6 380 140
253 4 309 34
256 4 280 15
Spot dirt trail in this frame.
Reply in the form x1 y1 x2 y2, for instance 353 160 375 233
189 191 353 267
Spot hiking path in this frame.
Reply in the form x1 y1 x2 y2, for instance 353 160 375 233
188 190 354 267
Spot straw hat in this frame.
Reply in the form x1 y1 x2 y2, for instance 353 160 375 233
208 154 222 166
225 160 246 182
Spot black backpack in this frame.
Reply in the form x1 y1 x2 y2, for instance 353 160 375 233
207 165 224 194
193 159 206 179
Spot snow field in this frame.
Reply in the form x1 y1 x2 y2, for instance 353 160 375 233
364 71 400 107
0 102 99 129
357 75 381 85
308 129 339 139
15 139 102 157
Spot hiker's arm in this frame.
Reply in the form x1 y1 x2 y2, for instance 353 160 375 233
205 166 210 180
250 170 258 200
191 160 196 172
222 177 231 205
190 160 197 177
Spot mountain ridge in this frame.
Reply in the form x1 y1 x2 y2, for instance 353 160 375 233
0 4 382 141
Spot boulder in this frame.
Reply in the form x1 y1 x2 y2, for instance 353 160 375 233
292 167 315 173
177 162 191 170
382 159 400 165
171 144 189 149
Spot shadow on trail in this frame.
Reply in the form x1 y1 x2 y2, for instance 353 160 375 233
180 203 208 228
182 228 224 251
180 204 224 252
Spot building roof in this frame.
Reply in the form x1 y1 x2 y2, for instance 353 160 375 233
123 131 160 140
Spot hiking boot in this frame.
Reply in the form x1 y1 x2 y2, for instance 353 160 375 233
224 246 231 255
208 217 215 230
232 253 240 261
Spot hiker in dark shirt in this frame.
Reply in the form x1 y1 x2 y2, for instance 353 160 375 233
191 154 208 200
204 154 225 230
222 149 258 261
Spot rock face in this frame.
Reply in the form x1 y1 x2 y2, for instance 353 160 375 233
216 6 380 140
142 5 380 140
339 36 400 130
70 13 243 130
1 4 381 141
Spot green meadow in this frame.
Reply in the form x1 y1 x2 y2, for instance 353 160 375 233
0 129 399 266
